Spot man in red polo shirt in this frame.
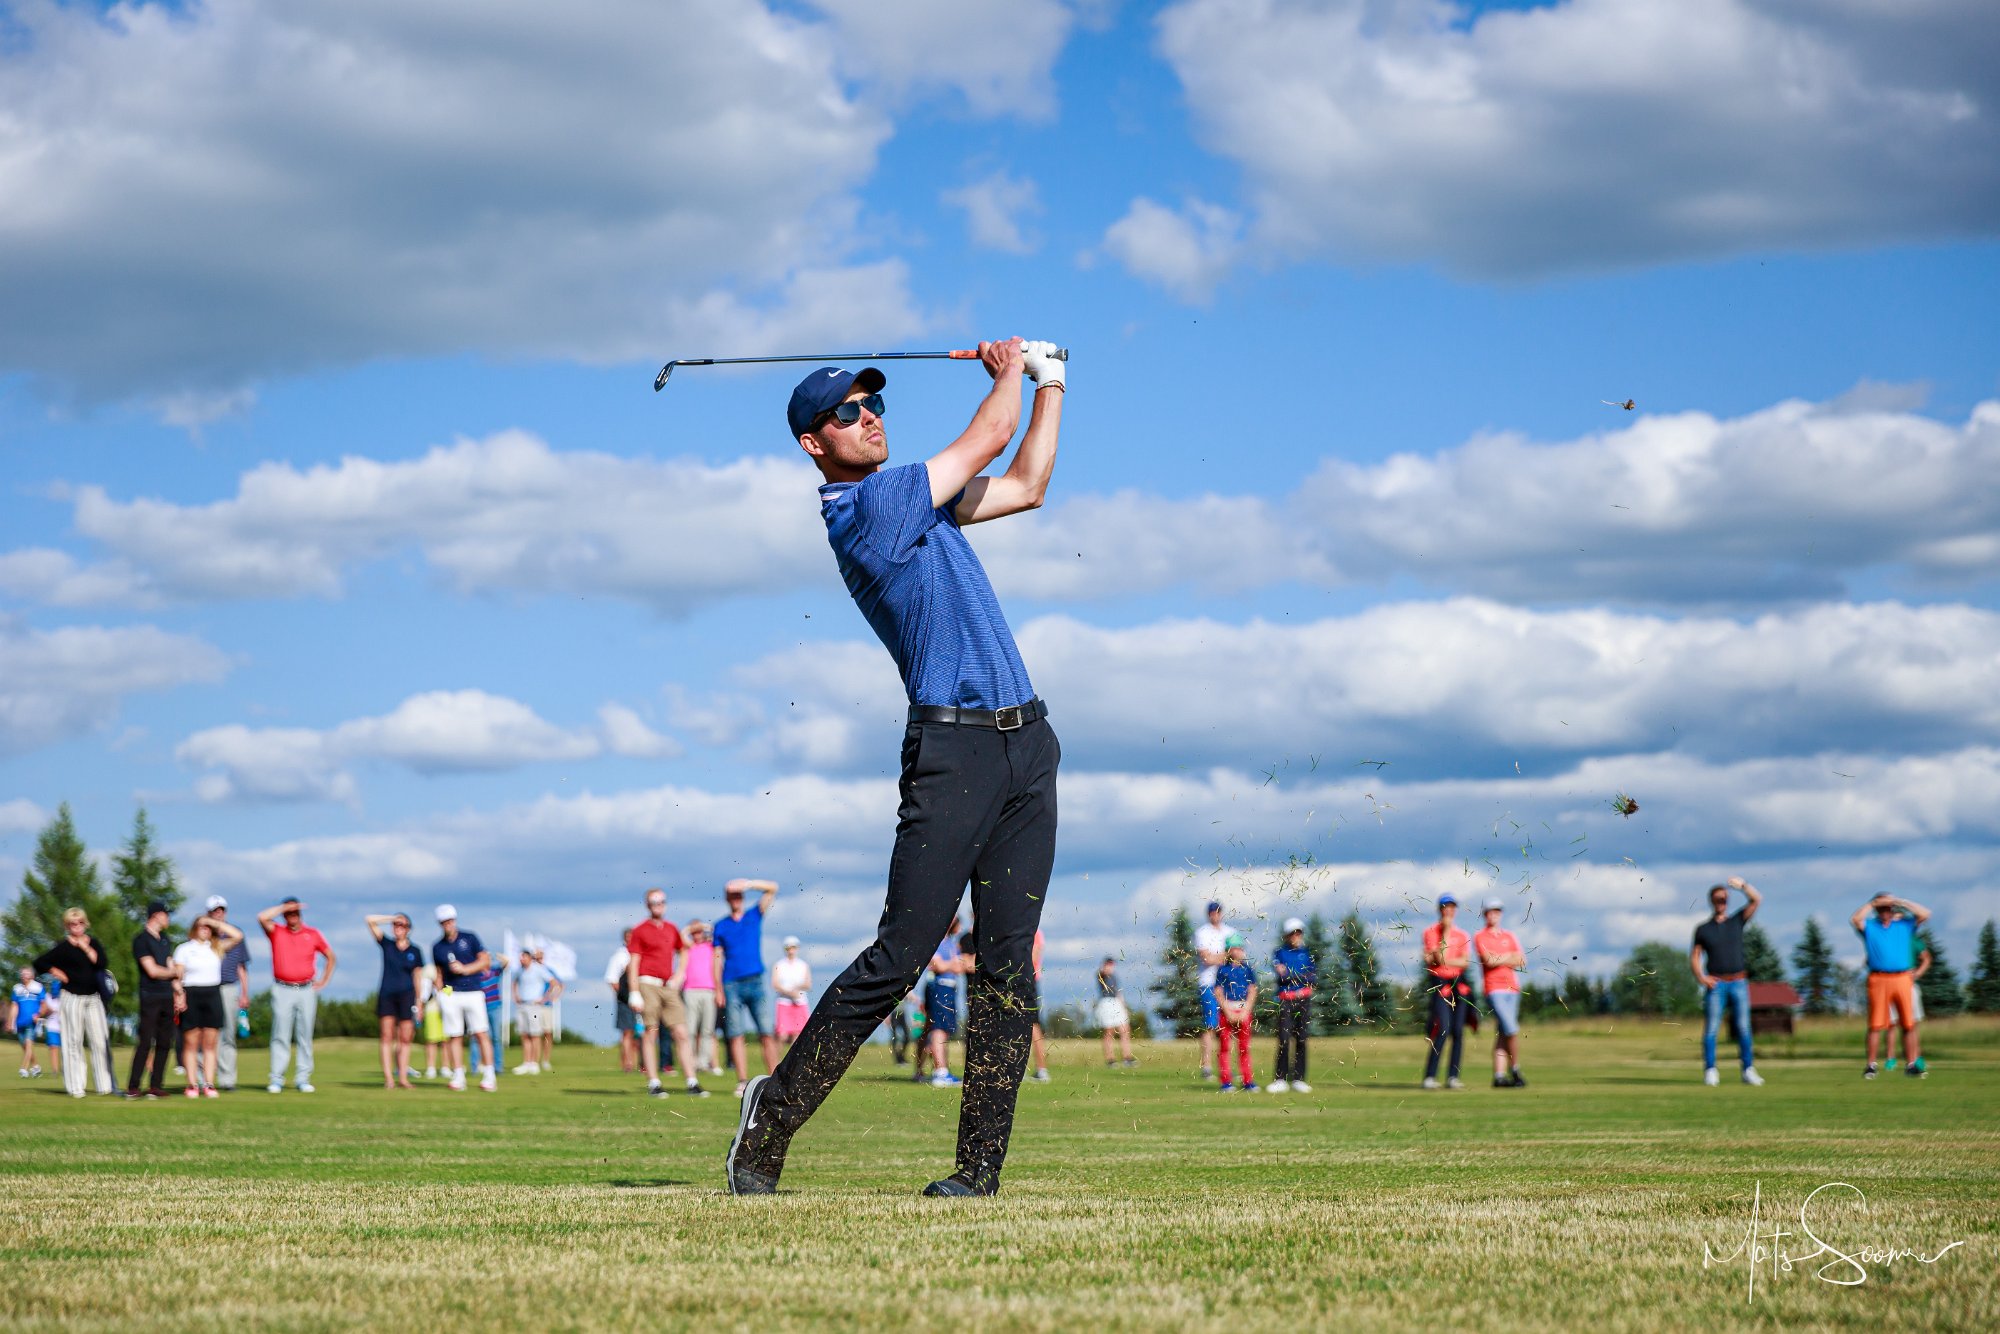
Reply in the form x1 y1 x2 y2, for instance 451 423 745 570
1420 893 1471 1090
626 888 705 1099
256 898 335 1094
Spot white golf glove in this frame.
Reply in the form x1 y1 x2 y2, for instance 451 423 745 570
1021 339 1065 390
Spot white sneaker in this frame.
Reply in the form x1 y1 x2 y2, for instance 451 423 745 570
266 1083 283 1094
1446 1076 1465 1090
480 1073 497 1092
1741 1067 1764 1086
15 1069 26 1078
513 1062 538 1075
1703 1068 1720 1086
734 1082 748 1098
1032 1068 1051 1083
447 1075 466 1091
1423 1077 1440 1090
296 1083 315 1094
1291 1081 1312 1093
424 1067 438 1080
709 1066 726 1077
1267 1080 1289 1093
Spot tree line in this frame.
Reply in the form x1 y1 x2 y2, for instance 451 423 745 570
1147 905 2000 1034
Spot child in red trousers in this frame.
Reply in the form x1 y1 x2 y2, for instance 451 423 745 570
1212 935 1258 1093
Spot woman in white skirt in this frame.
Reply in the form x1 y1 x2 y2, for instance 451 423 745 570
1095 957 1137 1068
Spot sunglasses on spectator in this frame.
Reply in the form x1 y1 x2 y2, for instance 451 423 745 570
814 393 885 430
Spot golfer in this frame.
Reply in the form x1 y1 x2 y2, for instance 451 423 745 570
1852 893 1931 1079
728 336 1065 1198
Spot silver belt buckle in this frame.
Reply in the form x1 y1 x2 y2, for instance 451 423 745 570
994 704 1025 731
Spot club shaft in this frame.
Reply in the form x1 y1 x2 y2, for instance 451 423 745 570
655 347 1066 390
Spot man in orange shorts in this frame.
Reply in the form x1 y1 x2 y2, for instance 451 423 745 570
1851 893 1931 1079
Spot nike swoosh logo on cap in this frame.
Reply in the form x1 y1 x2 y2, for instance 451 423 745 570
826 370 839 377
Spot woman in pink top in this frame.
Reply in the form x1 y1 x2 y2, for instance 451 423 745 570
771 937 812 1047
682 921 724 1076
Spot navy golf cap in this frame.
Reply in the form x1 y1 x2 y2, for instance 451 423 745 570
787 365 886 439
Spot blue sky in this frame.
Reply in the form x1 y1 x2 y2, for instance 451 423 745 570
3 0 1998 1035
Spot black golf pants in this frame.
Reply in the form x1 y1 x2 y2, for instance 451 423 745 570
129 995 175 1092
1274 995 1310 1083
741 714 1059 1189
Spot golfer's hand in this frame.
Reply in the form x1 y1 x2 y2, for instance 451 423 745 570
979 337 1024 381
1726 876 1746 890
1021 339 1065 390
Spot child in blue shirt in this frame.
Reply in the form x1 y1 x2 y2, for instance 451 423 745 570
11 968 46 1078
1270 919 1316 1093
1212 936 1258 1092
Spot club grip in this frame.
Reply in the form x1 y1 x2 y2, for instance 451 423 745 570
948 347 1070 360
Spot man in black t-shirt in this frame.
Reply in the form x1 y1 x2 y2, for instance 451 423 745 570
1689 877 1765 1088
128 902 180 1098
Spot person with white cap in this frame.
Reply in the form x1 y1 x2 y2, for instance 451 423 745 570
1420 893 1471 1090
202 895 252 1091
1474 898 1528 1088
1268 918 1316 1093
771 936 812 1050
430 904 496 1093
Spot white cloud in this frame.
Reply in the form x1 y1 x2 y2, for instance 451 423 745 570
1151 0 2000 279
735 598 2000 773
158 761 2000 1025
0 0 934 400
942 169 1044 254
10 393 1999 613
1300 395 2000 603
1095 196 1244 302
176 689 663 803
0 799 49 836
0 617 230 757
178 726 359 807
808 0 1084 119
597 704 683 761
39 432 833 612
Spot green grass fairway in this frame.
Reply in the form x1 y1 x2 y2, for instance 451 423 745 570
2 1019 1995 1330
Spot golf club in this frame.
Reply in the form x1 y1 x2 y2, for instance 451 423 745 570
654 347 1067 392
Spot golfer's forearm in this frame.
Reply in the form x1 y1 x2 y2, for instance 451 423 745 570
1002 386 1061 505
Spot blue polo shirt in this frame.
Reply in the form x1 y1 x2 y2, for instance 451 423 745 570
713 907 766 983
433 932 487 993
378 938 422 995
1861 916 1918 973
1273 945 1316 994
1214 961 1256 1004
819 462 1033 709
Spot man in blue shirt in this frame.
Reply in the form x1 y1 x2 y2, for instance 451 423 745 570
431 905 496 1093
730 337 1065 1200
1851 893 1932 1079
713 878 780 1097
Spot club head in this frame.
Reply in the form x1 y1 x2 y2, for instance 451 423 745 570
653 362 676 391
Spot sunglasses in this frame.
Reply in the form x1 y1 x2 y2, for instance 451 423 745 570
814 393 885 430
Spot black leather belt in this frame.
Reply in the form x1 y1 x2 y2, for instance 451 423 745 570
908 698 1047 731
